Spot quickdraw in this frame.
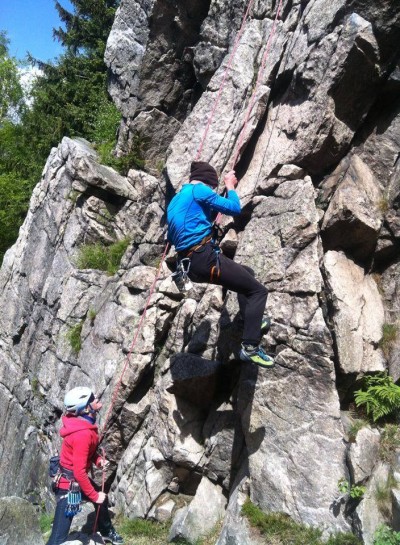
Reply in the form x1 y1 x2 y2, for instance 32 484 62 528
172 257 192 292
65 481 82 518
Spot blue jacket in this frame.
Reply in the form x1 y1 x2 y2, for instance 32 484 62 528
167 183 241 251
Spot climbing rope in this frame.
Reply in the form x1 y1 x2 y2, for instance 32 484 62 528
92 447 106 540
195 0 256 160
214 0 284 225
99 242 170 440
98 0 257 441
98 0 283 441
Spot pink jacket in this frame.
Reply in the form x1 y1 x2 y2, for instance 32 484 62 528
59 415 102 502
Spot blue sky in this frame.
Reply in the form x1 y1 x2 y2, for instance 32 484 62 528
1 0 74 62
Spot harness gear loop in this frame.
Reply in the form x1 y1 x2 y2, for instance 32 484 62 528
210 243 221 283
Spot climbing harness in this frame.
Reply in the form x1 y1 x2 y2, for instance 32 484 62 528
98 0 283 444
65 481 82 518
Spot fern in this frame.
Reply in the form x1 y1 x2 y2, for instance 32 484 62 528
355 373 400 422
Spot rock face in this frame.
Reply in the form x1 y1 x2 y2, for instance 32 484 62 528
1 0 400 544
0 496 44 545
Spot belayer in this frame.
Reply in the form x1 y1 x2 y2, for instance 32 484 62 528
167 161 274 368
46 386 124 545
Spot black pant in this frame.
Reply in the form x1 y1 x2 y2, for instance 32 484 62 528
188 242 268 345
46 487 112 545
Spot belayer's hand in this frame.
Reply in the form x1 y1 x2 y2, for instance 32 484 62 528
223 170 238 191
96 492 107 504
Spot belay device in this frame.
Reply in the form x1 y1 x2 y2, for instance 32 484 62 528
172 257 193 292
65 481 82 518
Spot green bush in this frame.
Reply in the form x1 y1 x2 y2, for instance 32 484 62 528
373 524 400 545
338 478 366 499
242 498 361 545
96 133 146 176
355 373 400 422
75 238 130 275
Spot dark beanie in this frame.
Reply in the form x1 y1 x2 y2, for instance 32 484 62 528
190 161 219 188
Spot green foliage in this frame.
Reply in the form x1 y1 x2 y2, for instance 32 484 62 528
326 535 362 545
0 171 31 259
355 373 400 422
0 2 120 260
338 479 366 499
0 32 24 123
242 498 361 545
76 238 130 275
118 517 167 538
96 133 146 175
348 419 368 442
67 321 84 354
373 525 400 545
379 323 399 357
39 513 54 534
379 424 400 463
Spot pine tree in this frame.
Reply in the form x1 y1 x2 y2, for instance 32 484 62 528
0 1 120 262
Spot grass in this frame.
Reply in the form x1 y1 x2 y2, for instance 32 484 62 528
347 419 368 442
379 323 398 358
115 516 222 545
39 513 54 534
66 321 84 354
242 498 361 545
379 424 400 463
75 238 130 275
378 197 390 214
116 518 169 545
375 475 395 520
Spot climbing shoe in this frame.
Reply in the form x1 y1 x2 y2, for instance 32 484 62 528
261 316 271 335
240 344 275 369
101 527 124 544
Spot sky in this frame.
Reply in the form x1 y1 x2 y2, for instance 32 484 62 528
0 0 74 63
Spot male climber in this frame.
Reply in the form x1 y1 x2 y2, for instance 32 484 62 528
167 161 274 368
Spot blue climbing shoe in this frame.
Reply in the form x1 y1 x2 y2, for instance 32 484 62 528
261 316 271 334
239 344 275 369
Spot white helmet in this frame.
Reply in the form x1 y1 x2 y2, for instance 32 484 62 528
64 386 94 415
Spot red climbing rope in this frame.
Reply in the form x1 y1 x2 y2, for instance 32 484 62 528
214 0 283 225
195 0 256 160
231 0 284 167
98 0 258 442
97 0 283 443
92 446 106 539
99 242 170 441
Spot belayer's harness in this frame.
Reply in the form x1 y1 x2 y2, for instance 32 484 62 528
49 455 82 517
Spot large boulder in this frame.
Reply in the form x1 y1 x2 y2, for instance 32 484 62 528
323 250 385 374
321 156 383 261
0 496 44 545
168 476 226 543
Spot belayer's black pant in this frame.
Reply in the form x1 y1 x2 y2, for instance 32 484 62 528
188 242 268 345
